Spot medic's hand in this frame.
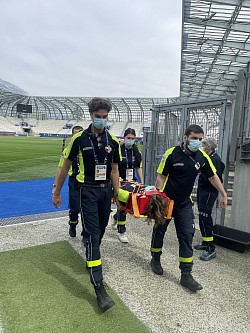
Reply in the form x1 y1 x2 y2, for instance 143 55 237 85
113 193 121 209
219 195 227 209
52 194 62 209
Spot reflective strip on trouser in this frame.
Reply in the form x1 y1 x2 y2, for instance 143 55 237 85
80 184 112 286
179 257 193 263
174 202 195 273
151 247 162 253
114 209 127 234
202 236 213 242
69 219 78 225
197 188 217 252
151 220 171 258
86 259 102 268
198 190 217 253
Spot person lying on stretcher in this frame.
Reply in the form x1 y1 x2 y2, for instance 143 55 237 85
116 181 174 227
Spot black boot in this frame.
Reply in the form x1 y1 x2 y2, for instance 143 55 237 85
180 273 203 292
69 224 76 237
150 257 163 275
94 282 115 312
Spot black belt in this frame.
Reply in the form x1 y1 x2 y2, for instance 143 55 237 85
82 182 111 188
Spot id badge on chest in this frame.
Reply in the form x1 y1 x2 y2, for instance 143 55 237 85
126 168 134 181
95 164 107 181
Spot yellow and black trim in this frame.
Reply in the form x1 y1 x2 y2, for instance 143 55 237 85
86 259 102 268
179 256 193 263
157 147 175 175
151 247 162 253
202 236 213 242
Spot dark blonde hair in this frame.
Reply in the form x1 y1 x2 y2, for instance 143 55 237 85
144 194 168 226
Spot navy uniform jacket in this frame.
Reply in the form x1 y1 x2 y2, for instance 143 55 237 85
157 145 216 205
65 124 122 185
118 144 142 181
198 152 225 193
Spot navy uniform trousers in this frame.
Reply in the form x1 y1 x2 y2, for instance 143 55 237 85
68 176 80 224
197 186 218 252
80 183 112 286
113 209 127 233
151 201 195 273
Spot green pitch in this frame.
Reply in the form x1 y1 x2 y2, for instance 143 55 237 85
0 136 67 182
0 241 150 333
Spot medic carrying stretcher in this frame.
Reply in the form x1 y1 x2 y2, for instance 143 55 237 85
116 181 174 226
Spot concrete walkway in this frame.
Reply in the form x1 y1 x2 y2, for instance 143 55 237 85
0 215 249 333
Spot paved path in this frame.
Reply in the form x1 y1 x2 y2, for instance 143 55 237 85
0 215 249 333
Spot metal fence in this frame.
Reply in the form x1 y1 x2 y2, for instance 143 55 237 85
142 97 234 227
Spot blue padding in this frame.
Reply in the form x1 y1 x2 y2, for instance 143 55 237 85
0 177 69 218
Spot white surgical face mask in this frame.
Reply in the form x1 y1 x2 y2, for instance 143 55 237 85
93 117 107 130
187 139 201 152
125 139 135 149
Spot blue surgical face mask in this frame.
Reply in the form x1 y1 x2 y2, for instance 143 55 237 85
187 139 201 152
93 117 107 130
125 140 135 149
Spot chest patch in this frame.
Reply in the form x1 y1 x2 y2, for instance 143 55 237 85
82 147 92 151
173 163 184 167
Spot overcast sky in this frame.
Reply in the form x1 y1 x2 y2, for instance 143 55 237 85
1 0 182 98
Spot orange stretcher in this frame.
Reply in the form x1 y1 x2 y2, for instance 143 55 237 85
119 181 174 220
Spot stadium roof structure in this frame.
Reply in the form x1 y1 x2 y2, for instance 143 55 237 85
0 85 184 122
180 0 250 100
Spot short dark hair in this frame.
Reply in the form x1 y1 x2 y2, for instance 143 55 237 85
88 97 112 114
72 125 83 134
124 128 136 138
185 124 204 136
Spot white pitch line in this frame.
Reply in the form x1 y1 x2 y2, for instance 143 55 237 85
0 216 67 228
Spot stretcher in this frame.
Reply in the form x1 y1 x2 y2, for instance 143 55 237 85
118 181 174 219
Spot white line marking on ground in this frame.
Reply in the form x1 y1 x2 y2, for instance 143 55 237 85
0 216 67 228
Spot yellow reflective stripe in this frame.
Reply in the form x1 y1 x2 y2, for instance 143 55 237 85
161 175 168 192
68 166 73 176
62 132 85 181
58 147 74 175
65 131 82 156
86 259 102 268
58 147 68 167
157 147 175 174
202 236 213 242
76 152 84 182
58 155 64 168
117 221 126 225
151 248 162 253
69 220 78 225
118 188 130 203
109 132 122 161
179 257 193 263
199 149 217 174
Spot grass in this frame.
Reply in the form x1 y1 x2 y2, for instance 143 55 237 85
0 136 66 182
0 241 150 333
0 136 143 182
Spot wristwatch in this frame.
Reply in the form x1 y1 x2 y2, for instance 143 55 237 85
52 184 56 188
